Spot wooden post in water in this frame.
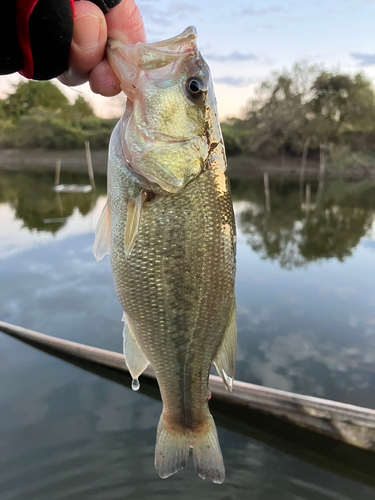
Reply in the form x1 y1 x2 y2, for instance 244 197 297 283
299 137 310 202
264 172 271 213
305 183 311 216
316 139 327 205
56 193 64 217
54 159 61 187
85 141 96 190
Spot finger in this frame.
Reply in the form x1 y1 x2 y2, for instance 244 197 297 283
59 1 107 87
89 59 121 96
88 0 145 95
106 0 146 44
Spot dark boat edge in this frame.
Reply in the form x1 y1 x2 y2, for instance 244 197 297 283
1 320 375 449
2 319 375 489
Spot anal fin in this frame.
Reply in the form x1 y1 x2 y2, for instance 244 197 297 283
214 301 237 392
93 200 111 261
124 192 146 256
122 313 148 390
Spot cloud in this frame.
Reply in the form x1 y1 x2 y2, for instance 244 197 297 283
205 52 257 63
241 6 288 16
351 53 375 66
138 1 199 25
215 77 254 87
168 2 199 14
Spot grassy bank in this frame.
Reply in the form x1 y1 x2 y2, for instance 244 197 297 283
2 148 375 181
0 148 109 175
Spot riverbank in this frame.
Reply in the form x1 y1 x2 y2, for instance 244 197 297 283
0 149 373 180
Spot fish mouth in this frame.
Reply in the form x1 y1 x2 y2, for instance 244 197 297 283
106 27 198 100
107 26 197 63
108 27 216 194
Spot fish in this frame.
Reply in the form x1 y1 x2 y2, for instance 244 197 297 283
93 26 237 484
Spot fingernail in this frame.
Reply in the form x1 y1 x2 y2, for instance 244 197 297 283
73 15 100 50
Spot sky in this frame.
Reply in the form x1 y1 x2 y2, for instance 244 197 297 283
1 0 375 120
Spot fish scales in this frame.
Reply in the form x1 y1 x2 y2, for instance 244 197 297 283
110 164 235 430
94 26 237 483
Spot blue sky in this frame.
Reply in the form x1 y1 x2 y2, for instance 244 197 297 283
1 0 374 119
141 0 375 117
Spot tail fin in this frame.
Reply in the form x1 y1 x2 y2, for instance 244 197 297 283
155 414 225 484
192 415 225 484
154 416 191 479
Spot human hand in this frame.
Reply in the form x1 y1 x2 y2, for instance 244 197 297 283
59 0 145 96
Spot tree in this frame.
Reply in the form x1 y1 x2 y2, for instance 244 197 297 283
307 71 375 141
3 81 70 122
343 73 375 133
233 176 375 269
308 73 352 142
65 95 95 123
251 75 306 159
0 81 117 149
238 63 375 165
244 62 323 159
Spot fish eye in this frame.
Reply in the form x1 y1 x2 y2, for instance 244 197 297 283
186 77 204 97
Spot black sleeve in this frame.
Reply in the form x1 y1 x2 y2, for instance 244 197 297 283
0 0 121 81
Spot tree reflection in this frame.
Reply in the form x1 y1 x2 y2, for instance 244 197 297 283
231 176 375 268
1 171 374 260
0 171 107 234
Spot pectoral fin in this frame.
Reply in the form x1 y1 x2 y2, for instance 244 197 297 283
214 301 237 392
124 192 146 256
93 201 111 261
122 313 148 390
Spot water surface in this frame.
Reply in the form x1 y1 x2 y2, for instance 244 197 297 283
1 169 375 499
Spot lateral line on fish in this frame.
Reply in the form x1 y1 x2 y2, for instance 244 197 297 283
181 185 208 428
182 326 195 428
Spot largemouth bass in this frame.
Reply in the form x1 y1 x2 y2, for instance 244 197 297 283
94 27 237 484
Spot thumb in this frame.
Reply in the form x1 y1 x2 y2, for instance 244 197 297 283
59 0 107 87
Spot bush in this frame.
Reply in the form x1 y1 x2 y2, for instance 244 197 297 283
0 119 16 147
329 143 375 173
9 110 86 149
222 126 242 155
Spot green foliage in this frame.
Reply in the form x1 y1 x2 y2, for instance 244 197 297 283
3 81 70 122
0 171 107 234
0 80 119 150
328 144 375 175
1 71 375 161
63 95 95 124
224 63 375 165
221 125 242 155
0 119 16 147
6 109 84 149
231 176 375 269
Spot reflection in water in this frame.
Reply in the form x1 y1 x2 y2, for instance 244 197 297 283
2 171 374 268
231 177 375 269
1 170 375 499
0 171 107 234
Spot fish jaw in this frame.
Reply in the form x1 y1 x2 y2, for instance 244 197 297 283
106 27 219 195
107 26 198 94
